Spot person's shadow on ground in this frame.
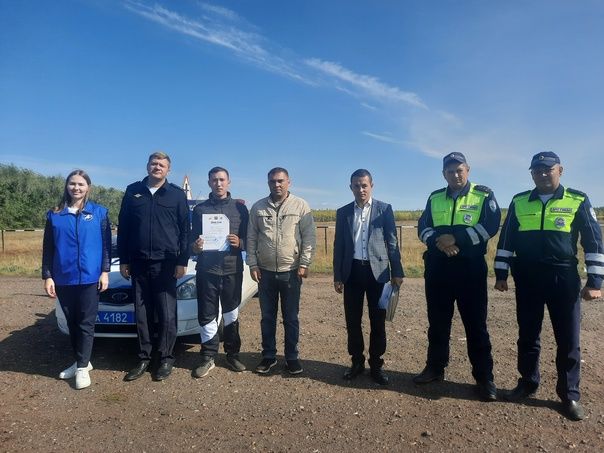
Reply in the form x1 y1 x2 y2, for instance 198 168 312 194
0 314 558 414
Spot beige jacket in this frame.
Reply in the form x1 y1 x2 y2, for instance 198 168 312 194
246 193 316 272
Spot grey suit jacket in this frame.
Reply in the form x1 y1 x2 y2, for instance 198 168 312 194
333 199 404 284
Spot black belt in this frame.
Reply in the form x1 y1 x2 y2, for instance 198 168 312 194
353 259 371 266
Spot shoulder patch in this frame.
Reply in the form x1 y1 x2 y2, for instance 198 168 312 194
474 185 491 194
488 199 498 212
235 198 246 205
590 207 598 222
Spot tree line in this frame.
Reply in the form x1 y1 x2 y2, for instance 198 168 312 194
1 164 602 229
0 164 124 229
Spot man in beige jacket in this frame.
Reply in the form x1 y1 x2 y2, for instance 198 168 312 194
247 167 316 375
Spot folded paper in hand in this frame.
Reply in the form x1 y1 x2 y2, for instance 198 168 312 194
379 282 400 322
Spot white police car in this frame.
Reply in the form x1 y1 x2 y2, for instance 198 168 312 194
55 256 257 338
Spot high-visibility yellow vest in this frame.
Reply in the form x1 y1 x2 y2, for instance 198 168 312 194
430 183 487 227
513 189 584 233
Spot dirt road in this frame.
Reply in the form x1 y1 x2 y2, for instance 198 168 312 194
1 275 603 452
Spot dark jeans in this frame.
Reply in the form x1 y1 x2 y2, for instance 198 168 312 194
424 256 494 382
343 260 386 369
258 269 302 361
131 259 178 365
56 283 99 368
512 261 582 401
197 271 242 358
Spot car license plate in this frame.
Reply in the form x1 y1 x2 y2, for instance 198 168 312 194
96 311 135 324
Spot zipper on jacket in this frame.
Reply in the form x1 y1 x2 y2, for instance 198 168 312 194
540 199 547 230
75 211 82 284
449 196 458 225
149 191 154 259
274 202 282 271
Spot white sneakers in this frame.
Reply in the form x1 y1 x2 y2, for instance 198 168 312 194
59 361 93 389
75 367 91 389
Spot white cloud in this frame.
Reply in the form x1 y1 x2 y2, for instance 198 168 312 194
305 58 428 110
362 131 410 146
124 0 314 84
198 2 241 22
124 2 427 109
361 102 378 111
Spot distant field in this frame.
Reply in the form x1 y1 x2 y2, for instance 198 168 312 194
313 221 497 277
0 230 43 276
5 223 599 278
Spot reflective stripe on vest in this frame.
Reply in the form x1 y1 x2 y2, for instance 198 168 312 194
429 183 486 227
514 189 584 233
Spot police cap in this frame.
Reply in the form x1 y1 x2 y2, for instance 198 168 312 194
443 152 467 169
529 151 560 169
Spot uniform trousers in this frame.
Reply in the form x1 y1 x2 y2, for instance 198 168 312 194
56 283 99 368
424 255 494 382
512 260 582 401
131 259 178 365
343 260 386 370
196 271 242 358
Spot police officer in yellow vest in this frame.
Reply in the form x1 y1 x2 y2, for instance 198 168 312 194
416 152 501 401
494 151 604 421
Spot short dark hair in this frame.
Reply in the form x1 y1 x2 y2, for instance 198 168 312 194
268 167 289 179
208 166 229 179
350 169 372 183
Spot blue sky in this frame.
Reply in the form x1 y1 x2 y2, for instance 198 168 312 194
1 0 603 210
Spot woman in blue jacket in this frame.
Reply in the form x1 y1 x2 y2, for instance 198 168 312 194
42 169 111 389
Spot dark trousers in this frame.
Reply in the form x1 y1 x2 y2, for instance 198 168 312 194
56 283 99 368
197 271 242 358
512 261 582 401
424 256 494 382
343 260 386 369
258 269 301 361
131 259 178 365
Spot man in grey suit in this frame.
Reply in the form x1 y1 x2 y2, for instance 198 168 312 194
333 169 404 385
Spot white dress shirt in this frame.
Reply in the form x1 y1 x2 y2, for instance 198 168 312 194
353 198 372 261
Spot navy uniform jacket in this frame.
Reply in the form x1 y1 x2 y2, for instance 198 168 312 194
418 182 501 260
494 184 604 289
333 199 404 284
117 177 190 266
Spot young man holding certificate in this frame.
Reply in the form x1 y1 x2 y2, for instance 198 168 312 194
190 167 249 377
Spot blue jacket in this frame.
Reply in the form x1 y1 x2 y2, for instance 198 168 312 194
42 201 111 286
333 199 404 284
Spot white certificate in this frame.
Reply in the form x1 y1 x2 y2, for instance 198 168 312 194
201 214 230 251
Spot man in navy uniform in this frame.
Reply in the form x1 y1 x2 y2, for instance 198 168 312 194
118 151 190 381
494 151 603 421
333 169 404 385
415 152 501 401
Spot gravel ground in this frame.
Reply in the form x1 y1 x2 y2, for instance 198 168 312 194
1 275 603 452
